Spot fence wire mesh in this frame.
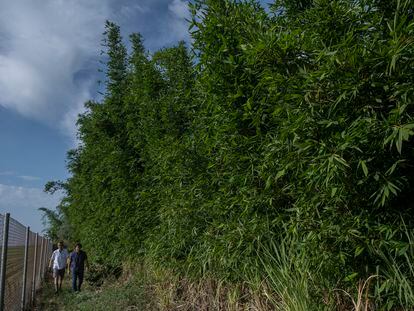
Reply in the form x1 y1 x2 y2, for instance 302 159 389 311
0 216 3 274
0 214 51 311
0 216 3 237
24 232 36 309
4 217 25 311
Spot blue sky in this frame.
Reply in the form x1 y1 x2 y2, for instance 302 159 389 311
0 0 270 233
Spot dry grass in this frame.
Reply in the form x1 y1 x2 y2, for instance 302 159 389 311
334 276 378 311
153 279 275 310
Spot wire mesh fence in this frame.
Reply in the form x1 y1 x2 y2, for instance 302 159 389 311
0 213 51 311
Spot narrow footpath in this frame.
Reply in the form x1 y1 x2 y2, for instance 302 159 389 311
34 271 150 310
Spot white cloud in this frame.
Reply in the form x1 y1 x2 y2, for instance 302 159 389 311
168 0 191 42
0 0 191 144
119 3 149 18
60 83 93 144
0 172 41 182
0 0 111 142
169 0 190 19
18 175 41 181
0 171 15 176
0 184 58 207
0 183 62 233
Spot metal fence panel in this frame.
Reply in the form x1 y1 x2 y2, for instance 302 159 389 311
25 232 36 310
0 214 51 311
3 217 26 311
35 237 43 290
0 215 3 268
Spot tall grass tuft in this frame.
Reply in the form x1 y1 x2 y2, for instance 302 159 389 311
336 275 377 311
372 229 414 310
257 235 330 311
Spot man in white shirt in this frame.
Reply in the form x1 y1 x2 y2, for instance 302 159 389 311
48 241 69 294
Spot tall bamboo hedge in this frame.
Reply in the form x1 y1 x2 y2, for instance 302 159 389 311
44 0 414 308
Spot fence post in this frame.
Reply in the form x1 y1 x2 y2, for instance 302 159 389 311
46 240 50 275
0 213 10 311
21 226 30 311
31 233 38 306
45 240 49 275
41 238 44 277
43 239 48 277
38 238 44 282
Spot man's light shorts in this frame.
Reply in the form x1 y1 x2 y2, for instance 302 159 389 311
53 268 65 278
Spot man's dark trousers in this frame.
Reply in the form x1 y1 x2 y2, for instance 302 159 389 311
72 269 84 291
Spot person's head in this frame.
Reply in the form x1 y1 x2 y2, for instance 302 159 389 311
57 241 64 250
75 243 82 253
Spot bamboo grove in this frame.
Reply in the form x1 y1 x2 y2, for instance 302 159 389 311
43 0 414 309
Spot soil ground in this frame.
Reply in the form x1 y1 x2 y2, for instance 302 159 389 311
34 270 151 311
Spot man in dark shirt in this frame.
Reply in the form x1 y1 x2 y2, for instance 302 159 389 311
69 243 89 291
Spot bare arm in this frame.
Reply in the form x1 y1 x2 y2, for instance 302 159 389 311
67 254 72 274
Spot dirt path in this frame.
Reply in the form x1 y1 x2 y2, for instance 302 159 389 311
34 271 95 310
34 270 151 311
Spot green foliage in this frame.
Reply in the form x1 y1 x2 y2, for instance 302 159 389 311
45 0 414 308
257 235 327 311
40 180 72 241
39 207 66 242
370 227 414 310
38 269 152 311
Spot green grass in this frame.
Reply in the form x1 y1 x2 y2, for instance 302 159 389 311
36 272 153 311
255 236 331 311
35 244 414 311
